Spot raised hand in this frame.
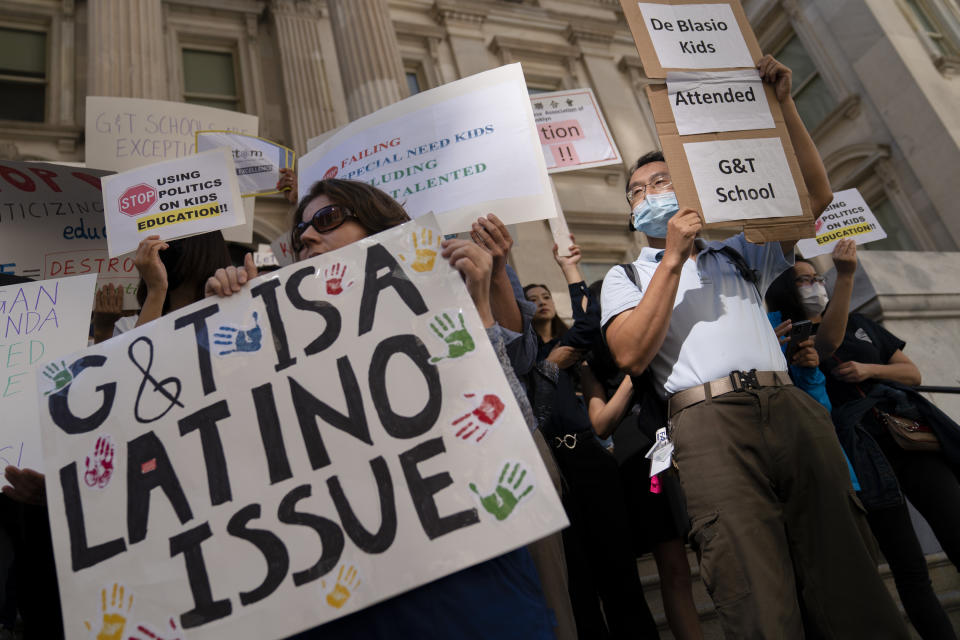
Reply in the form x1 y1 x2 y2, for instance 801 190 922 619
43 360 73 395
757 54 793 102
2 466 45 505
663 208 701 269
791 337 820 368
84 435 116 489
276 167 298 205
469 462 535 521
213 312 263 356
134 235 170 293
205 252 258 298
323 262 355 295
451 392 505 442
470 214 513 275
429 312 475 362
832 238 857 275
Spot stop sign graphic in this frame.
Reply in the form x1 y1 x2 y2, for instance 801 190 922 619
119 183 157 216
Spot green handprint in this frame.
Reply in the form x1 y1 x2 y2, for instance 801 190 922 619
43 360 73 396
469 462 534 521
429 312 475 363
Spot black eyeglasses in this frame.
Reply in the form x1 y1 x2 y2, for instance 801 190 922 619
293 204 357 245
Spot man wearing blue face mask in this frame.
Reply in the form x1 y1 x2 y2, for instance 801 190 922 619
600 55 909 639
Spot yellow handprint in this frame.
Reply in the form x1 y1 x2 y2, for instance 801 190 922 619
84 582 133 640
398 229 440 273
325 564 361 609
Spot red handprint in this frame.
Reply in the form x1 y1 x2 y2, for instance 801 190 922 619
127 617 183 640
323 262 355 295
451 393 505 442
84 435 115 489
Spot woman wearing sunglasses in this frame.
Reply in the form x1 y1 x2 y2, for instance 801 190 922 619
206 178 558 640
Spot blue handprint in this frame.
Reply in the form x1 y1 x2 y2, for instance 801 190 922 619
213 312 263 356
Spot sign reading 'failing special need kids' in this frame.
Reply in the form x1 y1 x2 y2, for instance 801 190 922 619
101 147 245 257
38 214 567 640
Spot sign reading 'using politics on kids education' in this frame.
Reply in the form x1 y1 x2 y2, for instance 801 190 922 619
101 147 245 257
37 214 568 640
299 64 555 234
529 88 622 173
0 161 145 307
1 274 95 477
796 189 888 258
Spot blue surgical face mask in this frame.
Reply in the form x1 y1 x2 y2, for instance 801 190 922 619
631 192 679 238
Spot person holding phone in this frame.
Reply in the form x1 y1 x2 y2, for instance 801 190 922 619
765 241 956 640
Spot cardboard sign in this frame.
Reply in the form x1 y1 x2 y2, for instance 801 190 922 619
620 0 762 77
684 138 802 223
38 214 567 640
667 70 774 135
196 131 295 197
101 148 245 257
1 274 95 476
796 189 887 257
85 97 258 243
529 88 622 173
299 64 555 234
0 161 144 309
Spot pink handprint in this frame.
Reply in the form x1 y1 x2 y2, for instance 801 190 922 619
84 435 115 489
324 262 355 295
450 393 506 442
127 617 183 640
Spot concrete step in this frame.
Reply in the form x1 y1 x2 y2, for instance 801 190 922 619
636 550 960 639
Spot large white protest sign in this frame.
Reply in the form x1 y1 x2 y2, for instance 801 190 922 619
101 148 245 257
299 64 555 234
196 131 295 197
797 189 887 257
683 137 802 223
637 2 754 70
38 214 567 640
0 162 143 308
667 70 774 134
86 97 258 243
1 274 95 476
530 88 622 173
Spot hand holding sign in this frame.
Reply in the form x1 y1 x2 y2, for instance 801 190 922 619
832 238 858 275
204 253 258 298
2 467 45 505
757 54 791 102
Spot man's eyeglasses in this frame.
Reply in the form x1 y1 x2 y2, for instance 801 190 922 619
293 204 357 245
626 176 673 206
794 274 825 286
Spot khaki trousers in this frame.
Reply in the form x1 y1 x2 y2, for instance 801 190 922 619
671 385 908 640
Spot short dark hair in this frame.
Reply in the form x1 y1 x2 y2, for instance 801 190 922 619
626 150 666 189
292 179 410 253
764 259 816 323
136 230 232 312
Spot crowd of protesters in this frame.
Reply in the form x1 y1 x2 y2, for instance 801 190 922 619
3 53 960 640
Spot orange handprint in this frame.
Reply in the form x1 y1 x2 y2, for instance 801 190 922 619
84 582 133 640
398 229 441 273
325 564 361 609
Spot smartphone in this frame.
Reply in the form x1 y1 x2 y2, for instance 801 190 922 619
785 319 813 361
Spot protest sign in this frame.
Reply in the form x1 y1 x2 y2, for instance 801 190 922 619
619 0 761 77
299 64 555 234
85 97 258 243
101 148 245 257
0 161 142 308
270 231 296 267
796 189 887 257
37 213 567 640
529 88 622 173
667 70 774 135
1 274 95 476
196 131 295 197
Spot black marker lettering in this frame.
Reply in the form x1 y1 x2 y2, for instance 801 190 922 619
60 462 126 570
369 335 442 439
278 484 344 586
174 304 219 395
178 400 233 506
251 279 296 372
399 437 479 539
327 456 397 553
226 504 290 606
127 431 193 544
170 522 232 628
286 266 342 356
358 243 428 336
48 355 117 435
251 383 293 484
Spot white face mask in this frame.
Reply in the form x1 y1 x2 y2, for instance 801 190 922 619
799 282 829 316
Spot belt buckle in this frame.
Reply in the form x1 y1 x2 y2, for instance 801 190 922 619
729 368 760 391
553 434 578 449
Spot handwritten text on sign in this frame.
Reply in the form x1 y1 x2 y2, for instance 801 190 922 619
796 188 887 258
101 148 245 257
637 3 753 70
38 216 566 640
1 274 95 475
667 70 774 135
530 88 622 173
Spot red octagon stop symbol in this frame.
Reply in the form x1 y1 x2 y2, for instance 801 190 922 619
119 183 157 217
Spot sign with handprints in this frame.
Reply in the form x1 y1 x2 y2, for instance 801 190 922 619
1 274 96 477
36 214 567 640
399 228 442 273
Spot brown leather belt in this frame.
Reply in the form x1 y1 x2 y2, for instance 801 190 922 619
668 369 793 418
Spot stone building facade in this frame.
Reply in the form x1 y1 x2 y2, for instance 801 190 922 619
2 0 959 412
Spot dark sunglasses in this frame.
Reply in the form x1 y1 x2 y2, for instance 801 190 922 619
293 204 357 244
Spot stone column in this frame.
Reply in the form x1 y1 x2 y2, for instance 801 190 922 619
432 2 490 78
87 0 167 99
327 0 406 119
271 0 341 151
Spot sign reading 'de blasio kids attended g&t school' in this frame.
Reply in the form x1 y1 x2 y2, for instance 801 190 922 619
1 274 96 477
85 97 259 243
299 64 556 235
529 88 622 173
101 148 245 257
37 214 567 640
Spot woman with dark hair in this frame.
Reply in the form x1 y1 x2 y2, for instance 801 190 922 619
114 230 232 334
765 240 957 640
207 178 559 640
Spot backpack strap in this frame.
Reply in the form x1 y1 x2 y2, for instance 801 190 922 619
717 246 761 297
619 263 641 290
